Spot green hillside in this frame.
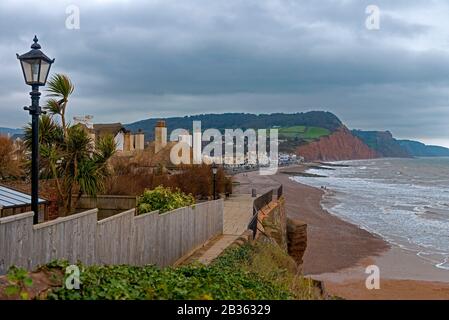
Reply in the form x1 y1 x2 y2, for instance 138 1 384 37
279 126 330 141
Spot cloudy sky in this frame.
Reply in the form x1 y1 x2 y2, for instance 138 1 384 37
2 0 449 146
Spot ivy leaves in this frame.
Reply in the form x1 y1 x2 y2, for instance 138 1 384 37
47 244 293 300
4 266 33 300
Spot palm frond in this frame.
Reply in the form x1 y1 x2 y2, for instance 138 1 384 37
76 160 106 197
65 125 93 164
95 135 116 164
23 115 64 149
44 98 63 116
46 74 74 99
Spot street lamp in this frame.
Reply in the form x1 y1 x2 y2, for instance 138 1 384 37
212 163 218 200
17 36 55 224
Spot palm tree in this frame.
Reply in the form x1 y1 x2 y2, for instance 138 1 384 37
25 74 116 216
24 114 64 149
45 74 74 137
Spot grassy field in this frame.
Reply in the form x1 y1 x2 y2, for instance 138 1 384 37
278 126 331 140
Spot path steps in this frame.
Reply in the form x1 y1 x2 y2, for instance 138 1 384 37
180 194 254 265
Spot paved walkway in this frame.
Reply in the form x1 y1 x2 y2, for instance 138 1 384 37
181 194 254 265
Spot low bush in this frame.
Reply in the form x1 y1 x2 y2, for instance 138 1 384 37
2 266 34 300
0 135 24 180
137 186 195 215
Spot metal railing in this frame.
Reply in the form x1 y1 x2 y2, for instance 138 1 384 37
275 185 283 199
248 187 279 239
253 190 273 214
248 213 258 239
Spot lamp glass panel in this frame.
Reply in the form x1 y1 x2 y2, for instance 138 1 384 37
32 61 40 82
20 59 42 85
39 60 50 84
21 60 33 84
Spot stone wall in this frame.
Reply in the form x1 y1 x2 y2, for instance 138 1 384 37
259 198 288 251
258 198 308 268
75 195 137 212
74 195 137 220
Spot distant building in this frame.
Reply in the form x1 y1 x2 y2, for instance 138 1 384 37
144 120 196 169
154 120 168 153
74 116 145 153
10 133 24 142
278 153 301 166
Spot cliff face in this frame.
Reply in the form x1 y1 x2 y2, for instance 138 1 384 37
287 218 307 267
297 127 379 161
352 130 411 158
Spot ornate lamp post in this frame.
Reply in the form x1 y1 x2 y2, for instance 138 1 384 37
17 36 55 224
212 163 218 200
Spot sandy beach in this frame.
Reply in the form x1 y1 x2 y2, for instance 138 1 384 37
234 165 449 300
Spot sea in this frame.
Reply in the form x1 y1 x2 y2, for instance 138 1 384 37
291 157 449 271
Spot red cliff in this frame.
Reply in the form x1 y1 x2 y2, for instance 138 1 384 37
297 127 379 161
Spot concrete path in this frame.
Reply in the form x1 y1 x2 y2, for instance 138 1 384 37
222 194 255 236
182 194 254 265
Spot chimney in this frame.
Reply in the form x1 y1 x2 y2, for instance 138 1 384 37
124 131 133 152
155 120 167 153
135 129 145 151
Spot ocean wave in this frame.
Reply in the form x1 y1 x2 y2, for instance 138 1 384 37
290 158 449 272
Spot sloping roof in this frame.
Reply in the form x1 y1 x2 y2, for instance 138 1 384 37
0 185 47 209
93 123 128 138
146 141 193 168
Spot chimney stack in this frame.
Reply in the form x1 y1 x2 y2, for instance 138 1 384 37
135 129 145 151
155 120 167 153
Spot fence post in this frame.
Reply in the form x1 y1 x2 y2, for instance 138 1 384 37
251 188 257 197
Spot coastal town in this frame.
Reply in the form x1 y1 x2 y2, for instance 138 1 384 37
1 0 449 308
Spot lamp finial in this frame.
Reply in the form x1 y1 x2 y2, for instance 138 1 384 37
31 35 41 50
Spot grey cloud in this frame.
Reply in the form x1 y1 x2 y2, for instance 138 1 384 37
1 0 449 145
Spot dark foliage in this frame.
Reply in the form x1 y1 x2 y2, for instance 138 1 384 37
126 111 343 141
104 162 232 200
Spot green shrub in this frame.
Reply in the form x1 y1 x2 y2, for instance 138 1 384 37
3 266 33 300
137 186 195 215
47 244 294 300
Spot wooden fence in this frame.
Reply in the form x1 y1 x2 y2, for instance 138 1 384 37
0 200 223 275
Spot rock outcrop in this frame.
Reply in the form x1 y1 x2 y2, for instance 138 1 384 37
297 127 378 161
287 218 308 267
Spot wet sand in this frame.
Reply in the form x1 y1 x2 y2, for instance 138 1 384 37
234 165 449 300
314 247 449 300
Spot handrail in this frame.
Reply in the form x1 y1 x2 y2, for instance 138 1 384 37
275 185 283 199
247 186 283 239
